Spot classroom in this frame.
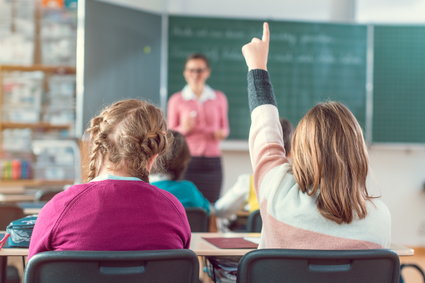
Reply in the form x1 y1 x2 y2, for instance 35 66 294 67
0 0 424 282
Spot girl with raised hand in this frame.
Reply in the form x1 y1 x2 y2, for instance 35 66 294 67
29 99 191 259
242 23 390 249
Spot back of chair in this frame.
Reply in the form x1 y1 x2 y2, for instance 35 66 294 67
185 207 209 232
35 189 62 202
25 249 199 283
237 249 400 283
246 209 262 232
0 204 25 230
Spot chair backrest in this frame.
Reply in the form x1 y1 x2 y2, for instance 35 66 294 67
35 189 62 202
185 207 209 232
0 205 25 230
25 249 199 283
237 249 400 283
246 209 262 233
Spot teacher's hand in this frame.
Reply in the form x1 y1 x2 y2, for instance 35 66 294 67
214 129 226 141
182 114 196 133
242 22 270 71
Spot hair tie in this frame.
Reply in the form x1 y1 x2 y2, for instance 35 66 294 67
146 132 158 139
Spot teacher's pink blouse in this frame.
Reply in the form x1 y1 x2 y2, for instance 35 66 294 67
167 85 229 157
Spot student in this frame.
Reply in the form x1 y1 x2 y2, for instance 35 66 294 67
167 53 230 203
150 130 211 214
214 118 293 221
242 23 391 249
28 99 191 259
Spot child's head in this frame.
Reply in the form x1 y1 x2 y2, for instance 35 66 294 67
280 117 293 156
85 99 169 182
183 53 211 88
291 101 370 224
151 130 191 181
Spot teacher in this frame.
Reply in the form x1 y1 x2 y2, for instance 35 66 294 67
167 53 229 203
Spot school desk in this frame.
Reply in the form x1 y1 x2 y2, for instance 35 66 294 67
0 194 35 203
0 232 414 257
18 202 45 215
190 233 415 257
0 187 25 194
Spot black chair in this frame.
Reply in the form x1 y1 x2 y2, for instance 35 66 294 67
185 207 209 232
35 189 62 202
246 209 262 233
237 249 400 283
24 249 199 283
0 205 24 230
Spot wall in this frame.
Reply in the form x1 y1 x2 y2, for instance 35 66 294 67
99 0 166 14
357 0 425 23
107 0 357 22
167 0 345 21
105 0 425 245
368 147 425 245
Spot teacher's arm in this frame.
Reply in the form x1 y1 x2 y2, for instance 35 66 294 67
214 92 230 140
167 94 193 135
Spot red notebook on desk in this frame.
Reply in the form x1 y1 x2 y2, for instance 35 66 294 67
202 237 259 249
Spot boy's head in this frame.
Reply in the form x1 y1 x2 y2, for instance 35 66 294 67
152 130 191 181
280 117 293 156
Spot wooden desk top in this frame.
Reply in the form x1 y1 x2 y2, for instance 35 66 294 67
190 233 415 257
0 232 414 257
190 232 260 256
0 194 35 203
23 208 42 215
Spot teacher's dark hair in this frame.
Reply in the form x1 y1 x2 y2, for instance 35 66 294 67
185 53 210 69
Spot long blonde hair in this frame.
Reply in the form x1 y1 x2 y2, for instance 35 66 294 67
85 99 169 182
291 101 371 224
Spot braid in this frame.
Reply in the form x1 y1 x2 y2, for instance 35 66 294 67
87 138 103 181
141 131 168 156
86 115 107 181
84 99 169 182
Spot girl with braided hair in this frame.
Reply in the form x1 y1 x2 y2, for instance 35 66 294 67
29 99 191 259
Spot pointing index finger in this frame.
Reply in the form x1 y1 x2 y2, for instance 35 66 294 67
262 22 270 43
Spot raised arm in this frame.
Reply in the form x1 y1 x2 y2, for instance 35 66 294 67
242 23 288 190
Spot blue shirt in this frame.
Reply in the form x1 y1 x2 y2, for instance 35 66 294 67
152 180 211 214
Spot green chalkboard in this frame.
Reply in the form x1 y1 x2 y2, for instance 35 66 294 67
168 16 367 140
373 25 425 143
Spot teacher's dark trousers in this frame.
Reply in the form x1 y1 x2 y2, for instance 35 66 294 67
184 156 223 203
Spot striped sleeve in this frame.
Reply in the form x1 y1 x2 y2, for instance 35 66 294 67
247 69 288 191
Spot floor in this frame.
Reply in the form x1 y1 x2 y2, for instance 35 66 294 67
400 247 425 283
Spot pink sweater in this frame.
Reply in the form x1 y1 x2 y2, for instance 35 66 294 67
28 179 191 259
167 88 229 157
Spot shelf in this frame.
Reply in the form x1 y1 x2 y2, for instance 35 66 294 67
0 122 71 130
0 179 73 187
0 64 76 74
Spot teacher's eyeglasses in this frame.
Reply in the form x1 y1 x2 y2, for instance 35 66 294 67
185 68 208 74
